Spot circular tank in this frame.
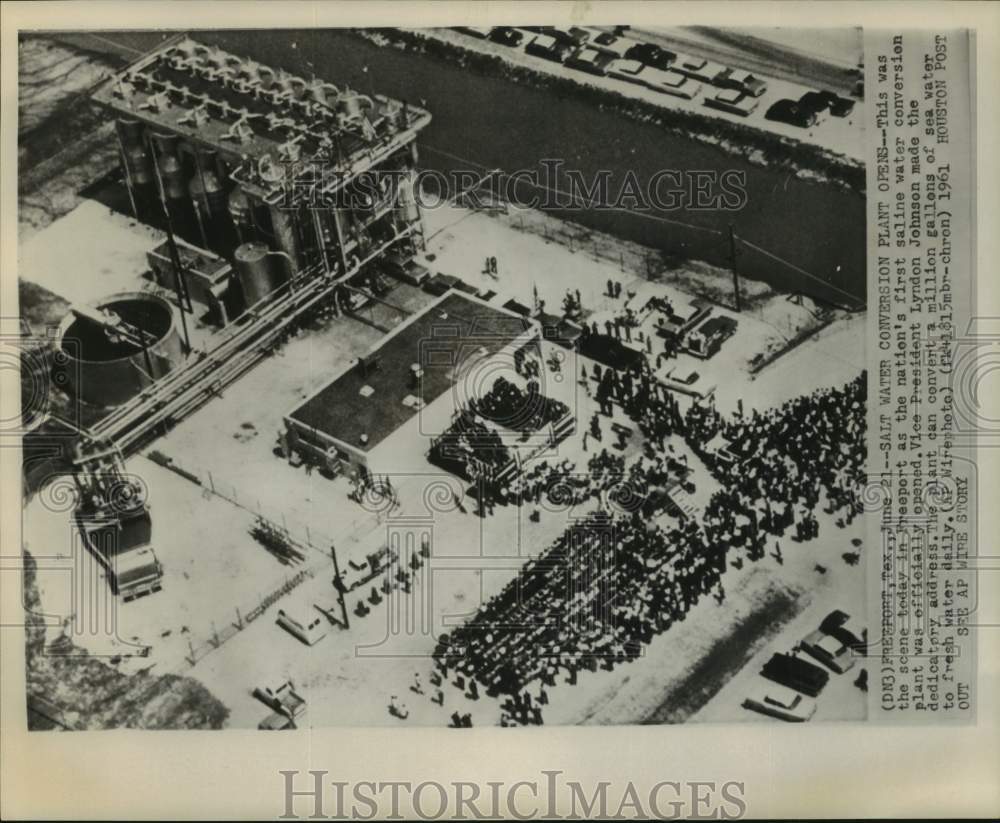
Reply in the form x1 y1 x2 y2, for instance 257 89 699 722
57 292 184 408
234 241 285 308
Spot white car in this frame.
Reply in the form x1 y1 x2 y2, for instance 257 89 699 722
607 58 647 85
801 629 857 674
743 680 817 722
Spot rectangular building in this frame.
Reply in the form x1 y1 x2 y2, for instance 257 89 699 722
284 291 539 478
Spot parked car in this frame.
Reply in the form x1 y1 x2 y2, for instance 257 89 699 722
607 58 648 86
258 711 295 730
800 629 857 674
704 88 760 117
761 652 830 697
488 26 524 47
591 31 632 57
765 99 817 128
716 67 768 97
641 67 701 100
453 26 492 40
253 680 307 719
820 609 867 650
525 34 572 63
565 46 614 76
798 90 837 115
624 41 676 70
549 26 590 47
743 679 817 722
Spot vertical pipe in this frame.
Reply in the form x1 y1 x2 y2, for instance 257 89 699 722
114 126 140 220
311 209 331 273
268 203 300 274
149 139 192 352
330 205 349 275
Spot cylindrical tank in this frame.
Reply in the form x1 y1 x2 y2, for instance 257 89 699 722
228 188 255 243
189 168 226 218
268 204 301 272
234 241 286 308
151 134 196 241
56 292 184 408
156 148 186 202
190 165 236 256
116 119 155 216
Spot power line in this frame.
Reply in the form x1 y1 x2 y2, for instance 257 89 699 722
419 141 863 308
737 237 863 307
418 142 725 235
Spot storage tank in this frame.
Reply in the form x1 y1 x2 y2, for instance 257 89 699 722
151 134 196 241
190 164 235 256
234 241 286 308
267 204 301 272
227 188 257 243
56 292 184 408
116 118 155 216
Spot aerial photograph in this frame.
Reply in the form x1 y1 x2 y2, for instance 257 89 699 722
17 23 868 729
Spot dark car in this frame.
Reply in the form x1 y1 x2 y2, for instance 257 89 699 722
798 90 839 114
525 34 572 63
624 42 676 70
761 652 830 697
489 26 524 46
765 99 816 128
488 26 524 47
829 96 856 117
820 609 867 650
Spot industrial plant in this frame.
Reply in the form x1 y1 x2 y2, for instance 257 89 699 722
18 27 868 730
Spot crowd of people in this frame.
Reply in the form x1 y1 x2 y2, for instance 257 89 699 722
469 376 570 434
430 371 867 718
690 375 867 564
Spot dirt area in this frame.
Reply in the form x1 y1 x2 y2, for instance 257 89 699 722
22 553 228 730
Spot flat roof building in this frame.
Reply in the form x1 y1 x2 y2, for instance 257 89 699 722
284 291 539 477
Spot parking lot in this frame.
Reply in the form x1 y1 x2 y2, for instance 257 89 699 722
439 25 864 162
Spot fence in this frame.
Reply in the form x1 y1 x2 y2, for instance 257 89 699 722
183 566 316 667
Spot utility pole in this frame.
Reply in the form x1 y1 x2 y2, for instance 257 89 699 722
331 544 350 629
728 222 742 313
